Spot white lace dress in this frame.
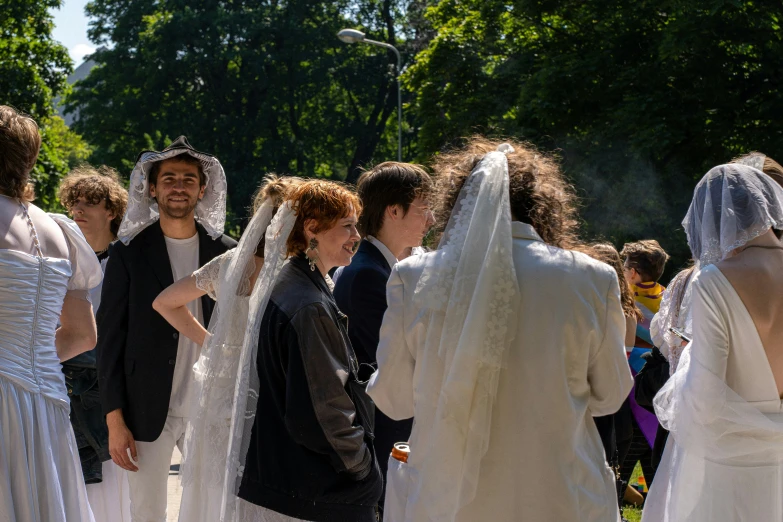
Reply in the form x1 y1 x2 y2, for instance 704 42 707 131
179 249 307 522
0 213 101 522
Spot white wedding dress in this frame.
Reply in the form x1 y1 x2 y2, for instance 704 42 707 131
643 265 783 522
0 213 99 522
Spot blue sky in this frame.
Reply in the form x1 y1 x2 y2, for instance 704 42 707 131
51 0 93 66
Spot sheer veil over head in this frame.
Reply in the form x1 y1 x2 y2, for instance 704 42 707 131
404 144 521 521
118 136 228 244
647 163 783 521
682 163 783 266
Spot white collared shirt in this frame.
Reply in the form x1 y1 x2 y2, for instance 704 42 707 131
331 236 398 284
366 235 398 269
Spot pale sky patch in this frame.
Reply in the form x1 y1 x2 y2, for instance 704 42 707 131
51 0 91 66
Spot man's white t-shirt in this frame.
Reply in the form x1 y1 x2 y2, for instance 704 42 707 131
164 233 203 418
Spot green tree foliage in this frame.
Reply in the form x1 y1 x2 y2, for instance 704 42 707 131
406 0 783 276
68 0 424 226
0 0 90 210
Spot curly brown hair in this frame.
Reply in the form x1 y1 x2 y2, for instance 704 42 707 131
0 106 41 201
58 165 129 235
431 136 582 249
252 174 305 215
251 174 305 257
580 242 643 321
285 179 362 257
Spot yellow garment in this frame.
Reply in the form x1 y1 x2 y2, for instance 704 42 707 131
633 281 665 314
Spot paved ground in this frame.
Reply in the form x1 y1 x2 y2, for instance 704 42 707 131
167 447 183 521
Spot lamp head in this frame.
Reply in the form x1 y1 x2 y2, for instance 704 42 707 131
337 29 366 44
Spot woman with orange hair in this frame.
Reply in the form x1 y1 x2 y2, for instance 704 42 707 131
219 179 382 522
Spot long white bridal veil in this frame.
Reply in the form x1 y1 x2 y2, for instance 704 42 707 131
222 201 295 521
178 198 295 522
180 200 275 493
219 201 295 521
405 145 521 521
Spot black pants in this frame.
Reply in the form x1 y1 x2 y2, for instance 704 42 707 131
64 365 111 484
616 400 656 487
594 414 623 507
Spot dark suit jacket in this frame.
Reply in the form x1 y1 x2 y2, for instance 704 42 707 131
96 221 235 442
333 240 413 480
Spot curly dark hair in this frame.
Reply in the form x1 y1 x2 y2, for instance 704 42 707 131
0 106 41 201
431 136 582 249
58 165 129 235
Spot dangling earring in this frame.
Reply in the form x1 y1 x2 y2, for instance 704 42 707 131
306 237 320 272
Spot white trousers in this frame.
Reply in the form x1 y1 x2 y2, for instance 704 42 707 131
87 460 131 522
127 415 187 522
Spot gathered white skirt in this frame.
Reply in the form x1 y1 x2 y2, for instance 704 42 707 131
87 460 130 522
0 376 95 522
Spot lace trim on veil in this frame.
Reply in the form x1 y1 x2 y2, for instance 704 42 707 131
404 146 520 521
178 200 295 522
118 148 228 245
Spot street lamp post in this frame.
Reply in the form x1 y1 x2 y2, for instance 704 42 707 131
337 28 402 162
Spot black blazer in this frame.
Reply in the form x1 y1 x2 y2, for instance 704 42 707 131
239 255 382 522
333 240 392 376
96 221 235 442
333 240 413 481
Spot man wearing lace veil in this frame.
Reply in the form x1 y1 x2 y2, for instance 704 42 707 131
96 136 236 521
367 138 632 521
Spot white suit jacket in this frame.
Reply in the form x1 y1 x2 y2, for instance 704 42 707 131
367 221 632 522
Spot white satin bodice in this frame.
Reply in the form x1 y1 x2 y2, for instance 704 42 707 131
0 250 73 407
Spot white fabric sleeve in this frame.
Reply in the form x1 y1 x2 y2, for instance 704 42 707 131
48 213 102 292
193 248 243 300
194 249 229 300
367 266 415 420
689 270 729 380
587 271 634 416
650 304 665 353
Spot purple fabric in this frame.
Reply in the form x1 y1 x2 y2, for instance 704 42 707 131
628 376 659 448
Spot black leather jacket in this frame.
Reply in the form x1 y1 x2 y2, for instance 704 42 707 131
238 255 382 522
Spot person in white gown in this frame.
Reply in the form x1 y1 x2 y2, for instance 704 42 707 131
58 166 131 522
642 163 783 522
367 138 633 522
0 105 102 521
152 174 303 522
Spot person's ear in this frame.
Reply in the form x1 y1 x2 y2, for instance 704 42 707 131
198 184 206 201
149 183 157 199
304 219 318 240
386 204 402 221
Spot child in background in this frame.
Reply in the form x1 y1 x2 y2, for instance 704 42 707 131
621 240 670 346
616 240 670 506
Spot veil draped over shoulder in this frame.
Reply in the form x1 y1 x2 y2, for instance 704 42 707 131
179 199 296 522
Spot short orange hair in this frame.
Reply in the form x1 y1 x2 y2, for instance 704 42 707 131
285 179 362 256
